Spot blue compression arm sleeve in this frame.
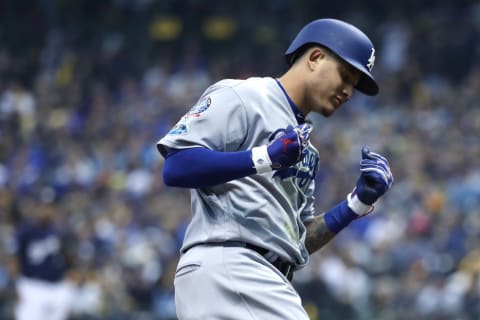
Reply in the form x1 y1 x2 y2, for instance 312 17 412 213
162 148 256 188
323 200 359 233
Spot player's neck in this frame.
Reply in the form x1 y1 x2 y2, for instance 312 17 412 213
277 73 310 116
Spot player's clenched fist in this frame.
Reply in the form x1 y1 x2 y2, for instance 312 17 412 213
251 123 313 173
348 146 393 215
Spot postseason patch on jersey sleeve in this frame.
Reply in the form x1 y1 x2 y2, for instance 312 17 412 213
168 97 211 135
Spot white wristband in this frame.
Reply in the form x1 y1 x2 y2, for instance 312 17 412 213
347 192 374 216
251 145 273 173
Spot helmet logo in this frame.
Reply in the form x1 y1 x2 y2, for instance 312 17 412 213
367 48 375 72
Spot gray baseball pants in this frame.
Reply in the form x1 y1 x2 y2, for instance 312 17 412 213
174 244 310 320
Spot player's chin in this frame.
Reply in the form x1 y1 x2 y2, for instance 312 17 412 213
320 102 337 117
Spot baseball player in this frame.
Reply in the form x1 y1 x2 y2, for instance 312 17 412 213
10 200 75 320
157 18 393 319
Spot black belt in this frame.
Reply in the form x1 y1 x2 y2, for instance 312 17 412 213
185 241 294 281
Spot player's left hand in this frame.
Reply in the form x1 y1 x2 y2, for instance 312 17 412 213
348 146 393 215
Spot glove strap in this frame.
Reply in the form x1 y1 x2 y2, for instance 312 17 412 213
347 191 374 216
251 145 273 173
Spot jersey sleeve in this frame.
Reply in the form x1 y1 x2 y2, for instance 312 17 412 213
157 84 248 157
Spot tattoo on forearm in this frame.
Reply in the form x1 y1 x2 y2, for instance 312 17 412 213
305 213 336 254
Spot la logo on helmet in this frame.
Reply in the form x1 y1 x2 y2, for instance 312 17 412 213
367 48 375 72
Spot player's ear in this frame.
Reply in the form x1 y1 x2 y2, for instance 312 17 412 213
306 47 326 70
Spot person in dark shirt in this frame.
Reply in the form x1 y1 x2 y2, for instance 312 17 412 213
11 198 75 320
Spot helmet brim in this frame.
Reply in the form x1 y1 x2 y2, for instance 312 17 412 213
343 57 379 96
356 74 379 96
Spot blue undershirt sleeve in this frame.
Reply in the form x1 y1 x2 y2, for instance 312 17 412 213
162 147 256 188
323 200 359 233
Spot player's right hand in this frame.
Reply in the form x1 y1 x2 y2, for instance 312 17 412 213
269 123 312 169
251 124 312 173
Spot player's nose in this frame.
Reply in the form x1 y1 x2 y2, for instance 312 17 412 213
342 84 354 101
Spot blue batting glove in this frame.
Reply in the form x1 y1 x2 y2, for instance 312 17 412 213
268 124 312 169
251 124 312 173
348 146 393 215
294 123 313 155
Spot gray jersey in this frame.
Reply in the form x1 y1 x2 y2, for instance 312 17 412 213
157 77 320 268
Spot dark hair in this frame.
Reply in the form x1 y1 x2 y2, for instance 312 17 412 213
287 43 336 66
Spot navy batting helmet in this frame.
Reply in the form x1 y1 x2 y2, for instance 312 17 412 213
285 18 379 95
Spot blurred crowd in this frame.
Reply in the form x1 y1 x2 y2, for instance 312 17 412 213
0 0 479 319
